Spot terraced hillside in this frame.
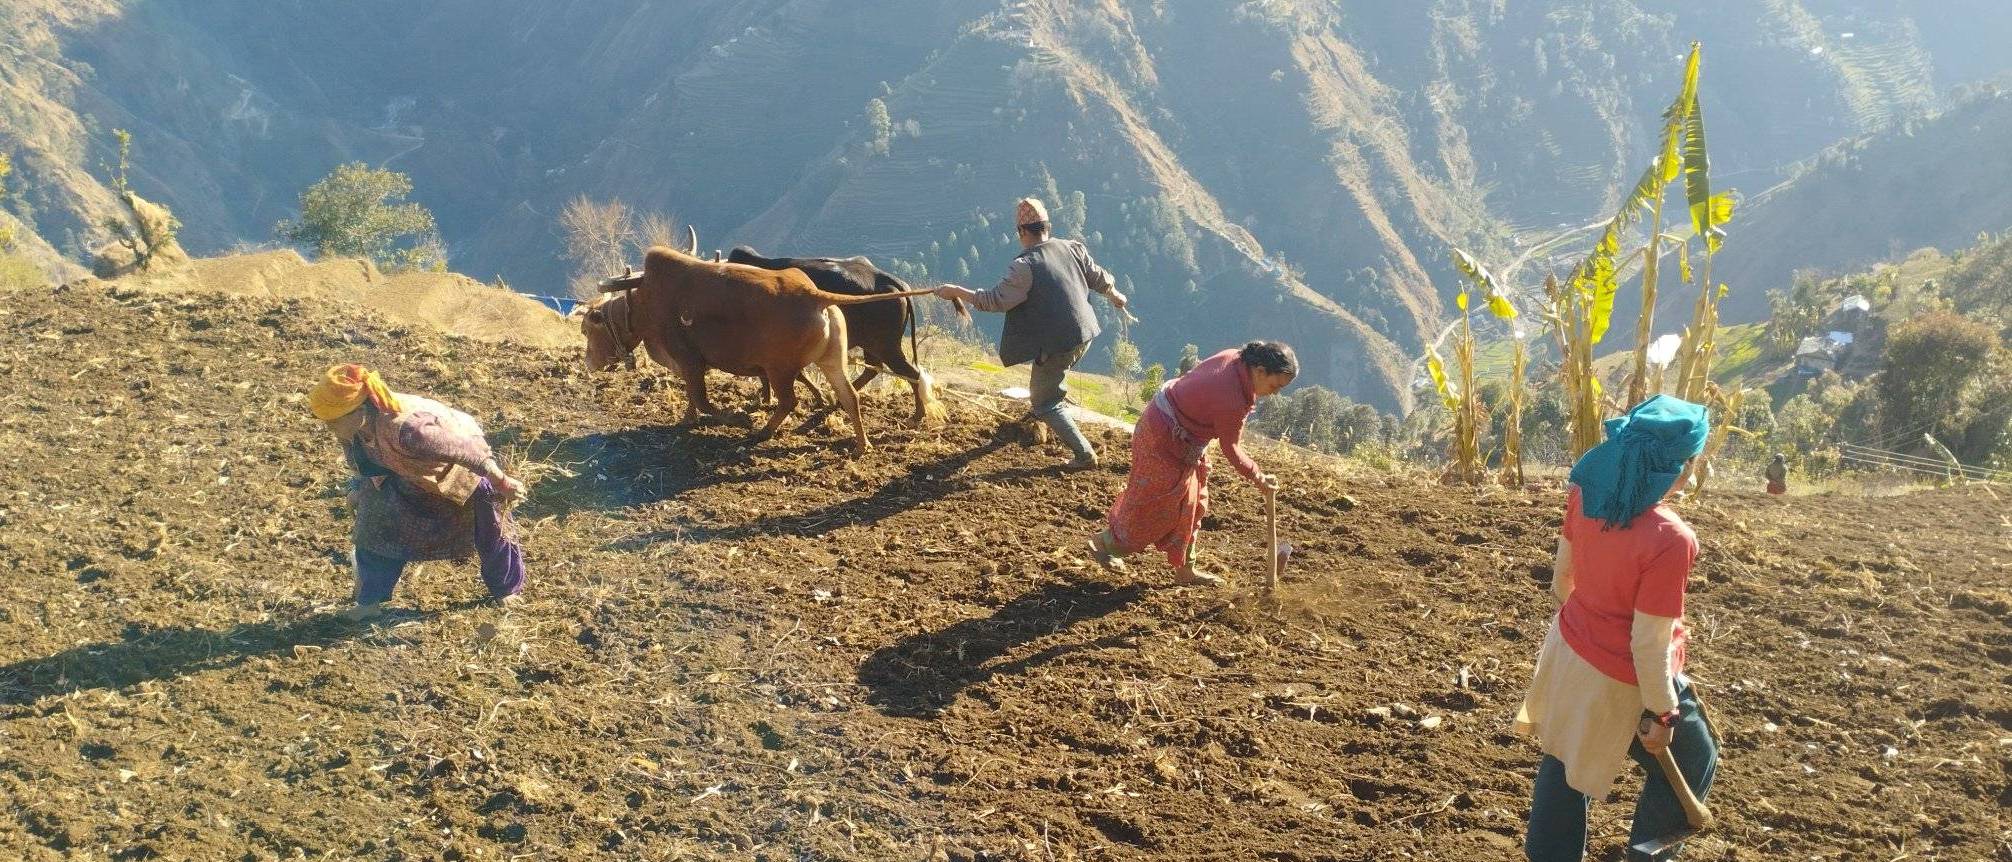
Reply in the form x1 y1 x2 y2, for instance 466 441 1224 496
1713 89 2012 320
5 0 2012 409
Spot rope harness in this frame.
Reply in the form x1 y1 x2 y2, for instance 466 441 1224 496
593 291 639 371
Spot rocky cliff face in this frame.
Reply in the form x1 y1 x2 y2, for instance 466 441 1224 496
4 0 2008 409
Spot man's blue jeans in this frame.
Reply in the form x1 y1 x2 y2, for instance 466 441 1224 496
1527 679 1717 861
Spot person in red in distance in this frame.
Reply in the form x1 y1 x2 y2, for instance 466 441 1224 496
1515 395 1719 861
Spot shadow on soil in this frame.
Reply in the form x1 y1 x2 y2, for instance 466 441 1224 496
858 579 1146 717
603 431 1024 550
506 423 853 521
0 602 481 707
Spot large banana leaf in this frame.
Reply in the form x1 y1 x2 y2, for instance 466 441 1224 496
1583 224 1624 344
1679 45 1719 252
1665 43 1698 187
1664 44 1702 189
1684 99 1714 249
1425 349 1458 410
1709 192 1736 230
1451 247 1518 319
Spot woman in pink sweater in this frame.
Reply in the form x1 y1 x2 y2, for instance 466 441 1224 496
1088 341 1295 585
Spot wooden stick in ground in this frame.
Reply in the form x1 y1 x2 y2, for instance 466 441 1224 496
1264 484 1280 592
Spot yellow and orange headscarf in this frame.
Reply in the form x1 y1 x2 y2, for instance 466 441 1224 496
308 363 402 422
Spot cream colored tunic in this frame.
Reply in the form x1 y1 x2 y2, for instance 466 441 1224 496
1514 616 1646 799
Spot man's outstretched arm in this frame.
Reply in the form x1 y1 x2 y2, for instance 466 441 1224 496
937 258 1032 312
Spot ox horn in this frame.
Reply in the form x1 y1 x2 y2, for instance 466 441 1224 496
686 225 700 257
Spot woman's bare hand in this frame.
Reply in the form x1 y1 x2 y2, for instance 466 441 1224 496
495 474 527 505
1637 716 1674 753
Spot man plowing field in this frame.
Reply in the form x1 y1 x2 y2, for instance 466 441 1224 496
1514 395 1718 861
308 364 528 620
1087 342 1297 587
935 197 1129 470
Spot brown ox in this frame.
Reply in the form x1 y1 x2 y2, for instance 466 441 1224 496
578 290 824 410
589 229 937 451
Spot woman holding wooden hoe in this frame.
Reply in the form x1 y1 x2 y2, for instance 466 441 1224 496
1088 341 1296 586
1516 395 1719 861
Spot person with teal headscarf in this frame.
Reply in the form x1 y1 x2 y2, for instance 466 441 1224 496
1568 395 1713 529
1514 395 1719 861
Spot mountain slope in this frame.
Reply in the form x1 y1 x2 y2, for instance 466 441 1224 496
1714 87 2012 320
6 0 2012 409
3 273 2008 861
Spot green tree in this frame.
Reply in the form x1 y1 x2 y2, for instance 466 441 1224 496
1177 343 1200 376
1250 385 1383 455
93 130 184 271
1139 363 1165 406
1109 337 1142 407
108 129 132 196
276 163 444 272
1878 311 1999 437
865 98 893 156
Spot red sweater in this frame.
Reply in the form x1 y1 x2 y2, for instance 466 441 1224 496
1558 486 1696 684
1158 350 1261 482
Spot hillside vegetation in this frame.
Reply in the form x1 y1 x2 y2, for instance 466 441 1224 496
1713 86 2012 321
5 1 2012 410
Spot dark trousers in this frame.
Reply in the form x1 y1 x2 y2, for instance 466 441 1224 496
352 480 525 604
1029 341 1094 458
1527 679 1718 861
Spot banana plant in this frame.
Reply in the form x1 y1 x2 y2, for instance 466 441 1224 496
1623 47 1697 405
1677 384 1754 500
1502 326 1530 487
1431 249 1521 484
1554 41 1731 458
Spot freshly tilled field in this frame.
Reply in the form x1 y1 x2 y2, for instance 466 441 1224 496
0 282 2006 860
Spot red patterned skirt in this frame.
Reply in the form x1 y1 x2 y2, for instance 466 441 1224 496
1106 403 1209 566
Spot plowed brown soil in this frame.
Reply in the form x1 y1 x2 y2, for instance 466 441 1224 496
0 282 2006 861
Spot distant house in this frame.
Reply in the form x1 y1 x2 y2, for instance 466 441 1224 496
1795 334 1847 377
1826 295 1871 332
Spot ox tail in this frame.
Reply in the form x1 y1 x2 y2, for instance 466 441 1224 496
809 286 940 306
906 295 919 369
